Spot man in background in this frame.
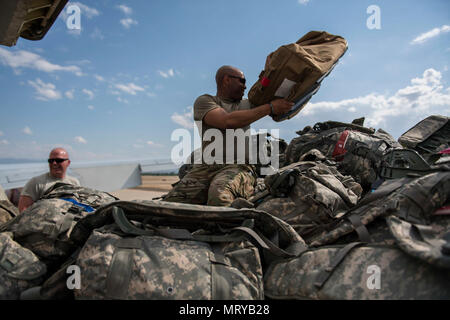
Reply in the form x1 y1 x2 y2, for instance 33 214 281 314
18 147 80 212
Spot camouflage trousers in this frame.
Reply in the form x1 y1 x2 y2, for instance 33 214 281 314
163 164 257 207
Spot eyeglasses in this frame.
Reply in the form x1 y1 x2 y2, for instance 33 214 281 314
48 158 68 164
227 75 246 85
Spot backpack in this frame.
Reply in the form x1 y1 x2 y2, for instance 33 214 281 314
69 200 304 300
0 232 47 299
248 31 347 122
0 183 117 270
264 171 450 299
398 115 449 164
285 119 402 191
255 152 363 239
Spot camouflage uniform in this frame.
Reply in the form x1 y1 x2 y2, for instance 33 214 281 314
163 163 257 207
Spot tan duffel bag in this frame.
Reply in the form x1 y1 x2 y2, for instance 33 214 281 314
248 31 347 122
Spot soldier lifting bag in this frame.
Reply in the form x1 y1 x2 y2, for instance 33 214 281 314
248 31 347 122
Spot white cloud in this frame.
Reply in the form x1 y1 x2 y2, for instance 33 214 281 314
23 126 32 135
120 18 138 29
65 89 75 99
88 105 94 110
0 131 3 136
146 141 163 147
0 139 9 145
71 2 100 19
114 82 145 95
94 74 105 81
0 48 82 76
28 78 62 101
117 4 133 15
300 68 450 135
411 25 450 45
74 136 87 144
171 106 194 129
298 0 310 5
158 69 175 78
90 27 104 40
82 88 94 99
117 97 129 104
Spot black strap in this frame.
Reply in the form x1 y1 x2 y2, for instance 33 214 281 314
314 242 365 289
233 226 305 258
105 238 140 299
347 214 372 243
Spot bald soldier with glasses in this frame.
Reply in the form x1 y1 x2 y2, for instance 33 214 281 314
18 147 80 212
163 65 293 207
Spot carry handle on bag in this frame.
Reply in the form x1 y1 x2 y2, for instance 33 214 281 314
111 206 306 259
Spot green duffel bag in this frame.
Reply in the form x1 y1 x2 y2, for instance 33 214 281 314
70 200 304 300
264 242 450 300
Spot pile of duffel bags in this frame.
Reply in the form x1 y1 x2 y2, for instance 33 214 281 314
0 115 449 300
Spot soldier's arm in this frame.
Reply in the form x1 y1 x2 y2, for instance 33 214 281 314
18 195 34 212
204 99 293 130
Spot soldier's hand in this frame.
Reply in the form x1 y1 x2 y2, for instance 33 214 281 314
270 99 294 115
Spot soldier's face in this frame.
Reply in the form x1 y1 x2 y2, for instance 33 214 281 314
48 150 70 178
226 71 246 101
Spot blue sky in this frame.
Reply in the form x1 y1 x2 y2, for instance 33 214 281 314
0 0 449 163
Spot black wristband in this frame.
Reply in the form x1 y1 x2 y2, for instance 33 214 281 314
269 102 275 116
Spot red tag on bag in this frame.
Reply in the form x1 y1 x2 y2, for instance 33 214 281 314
261 77 270 87
332 130 350 160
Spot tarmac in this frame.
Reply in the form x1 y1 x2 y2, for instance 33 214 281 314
110 175 179 201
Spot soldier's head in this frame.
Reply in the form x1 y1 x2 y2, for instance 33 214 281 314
48 147 71 179
216 65 246 102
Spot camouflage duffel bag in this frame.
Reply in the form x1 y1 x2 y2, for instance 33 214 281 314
0 183 118 269
304 171 450 268
0 199 18 226
264 170 450 299
264 242 450 300
0 232 47 300
70 200 304 300
255 152 363 239
285 118 402 191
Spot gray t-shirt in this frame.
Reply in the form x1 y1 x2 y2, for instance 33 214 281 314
21 172 80 201
193 94 254 164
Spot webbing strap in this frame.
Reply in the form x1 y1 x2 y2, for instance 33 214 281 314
233 226 305 258
314 242 365 289
106 238 137 300
347 214 372 243
112 206 153 236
